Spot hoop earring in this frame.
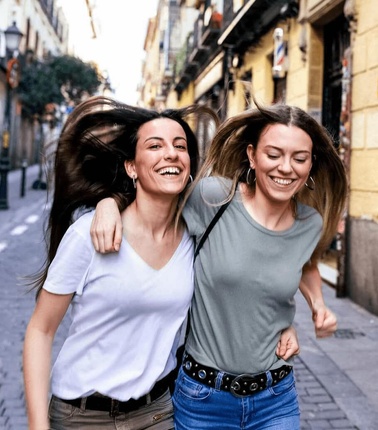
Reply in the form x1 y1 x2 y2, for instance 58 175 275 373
188 175 193 184
132 176 137 189
305 176 315 191
246 168 254 185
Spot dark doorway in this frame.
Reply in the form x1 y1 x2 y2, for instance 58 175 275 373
322 14 350 148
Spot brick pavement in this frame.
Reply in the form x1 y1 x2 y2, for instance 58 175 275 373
294 282 378 429
0 165 377 429
294 357 357 429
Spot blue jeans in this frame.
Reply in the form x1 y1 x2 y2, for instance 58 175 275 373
173 366 300 429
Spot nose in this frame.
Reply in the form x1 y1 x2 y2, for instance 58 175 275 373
278 156 293 173
164 144 179 160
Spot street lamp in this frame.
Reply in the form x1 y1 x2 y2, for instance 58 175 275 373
0 21 23 210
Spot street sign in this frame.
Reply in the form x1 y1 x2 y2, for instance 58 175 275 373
6 58 20 89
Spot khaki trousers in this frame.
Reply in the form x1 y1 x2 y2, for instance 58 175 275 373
49 389 174 430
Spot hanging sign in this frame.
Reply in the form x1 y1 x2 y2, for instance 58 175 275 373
6 58 20 89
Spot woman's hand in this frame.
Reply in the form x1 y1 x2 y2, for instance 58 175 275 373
312 304 337 338
90 198 123 253
276 325 300 360
299 262 338 338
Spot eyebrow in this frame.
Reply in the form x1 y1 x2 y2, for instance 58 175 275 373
144 136 187 143
264 145 311 154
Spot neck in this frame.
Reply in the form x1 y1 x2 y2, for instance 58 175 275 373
242 184 294 231
123 193 180 237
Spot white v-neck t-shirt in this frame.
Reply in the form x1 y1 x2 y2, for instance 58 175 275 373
43 210 194 401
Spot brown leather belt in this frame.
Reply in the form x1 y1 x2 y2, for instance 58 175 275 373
182 352 292 397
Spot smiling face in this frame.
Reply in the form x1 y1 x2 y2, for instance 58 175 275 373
125 118 190 198
247 123 313 205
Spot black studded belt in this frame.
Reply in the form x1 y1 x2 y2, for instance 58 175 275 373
56 370 174 417
182 353 292 397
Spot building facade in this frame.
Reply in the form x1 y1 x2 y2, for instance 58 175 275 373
139 0 378 315
0 0 70 170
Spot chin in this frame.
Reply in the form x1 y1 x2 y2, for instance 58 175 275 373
160 185 185 195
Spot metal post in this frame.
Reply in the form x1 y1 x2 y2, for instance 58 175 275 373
0 22 23 209
0 82 12 210
20 159 27 197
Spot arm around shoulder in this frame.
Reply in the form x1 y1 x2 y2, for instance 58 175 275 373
90 197 123 253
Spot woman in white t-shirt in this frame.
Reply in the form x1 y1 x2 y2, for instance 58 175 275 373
23 96 220 430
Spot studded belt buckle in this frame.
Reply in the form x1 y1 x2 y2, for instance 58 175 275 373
230 374 260 398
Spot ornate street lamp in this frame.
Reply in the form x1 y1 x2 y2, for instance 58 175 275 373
4 22 24 52
0 21 23 209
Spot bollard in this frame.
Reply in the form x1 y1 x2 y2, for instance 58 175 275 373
20 159 28 197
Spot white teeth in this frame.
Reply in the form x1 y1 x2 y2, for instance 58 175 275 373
273 178 293 185
158 167 180 175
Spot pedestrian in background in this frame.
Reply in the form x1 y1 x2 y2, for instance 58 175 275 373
23 95 217 429
91 101 345 429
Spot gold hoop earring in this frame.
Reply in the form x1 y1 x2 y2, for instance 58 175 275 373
132 176 137 189
305 176 315 191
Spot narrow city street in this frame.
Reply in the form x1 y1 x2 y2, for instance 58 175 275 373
0 165 70 429
0 165 377 429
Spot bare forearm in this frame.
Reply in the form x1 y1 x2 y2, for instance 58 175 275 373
299 261 337 338
23 326 53 430
299 262 325 311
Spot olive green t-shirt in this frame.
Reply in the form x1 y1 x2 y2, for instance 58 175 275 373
183 177 322 374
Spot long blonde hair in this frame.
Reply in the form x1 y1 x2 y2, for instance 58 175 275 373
182 102 348 262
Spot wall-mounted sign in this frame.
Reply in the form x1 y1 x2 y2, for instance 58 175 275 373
6 58 20 89
272 28 286 79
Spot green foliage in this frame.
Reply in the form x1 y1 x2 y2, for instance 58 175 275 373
49 55 102 103
17 54 102 119
17 61 63 118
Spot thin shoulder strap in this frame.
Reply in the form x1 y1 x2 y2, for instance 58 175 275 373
178 201 231 355
193 200 231 261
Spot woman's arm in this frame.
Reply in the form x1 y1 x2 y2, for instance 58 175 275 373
276 263 337 360
23 290 73 430
299 261 337 338
276 326 300 360
90 198 123 253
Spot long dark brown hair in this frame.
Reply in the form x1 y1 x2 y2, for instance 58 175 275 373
33 96 219 296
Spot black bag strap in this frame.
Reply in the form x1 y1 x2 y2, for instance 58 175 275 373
194 200 231 261
178 200 231 363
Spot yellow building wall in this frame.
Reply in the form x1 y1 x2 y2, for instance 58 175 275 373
239 30 275 106
227 80 247 117
176 83 195 107
349 0 378 218
234 19 320 114
285 20 310 109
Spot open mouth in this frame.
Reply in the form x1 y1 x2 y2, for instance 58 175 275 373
157 167 181 176
272 177 294 186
